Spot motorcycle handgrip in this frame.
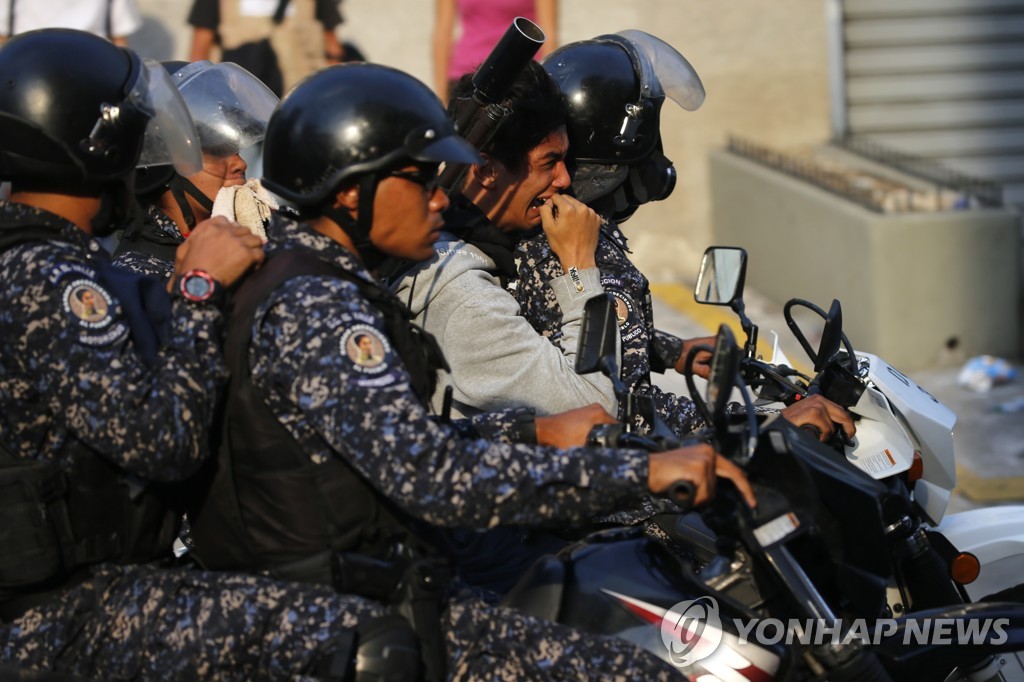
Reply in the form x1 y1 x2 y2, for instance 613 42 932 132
667 480 696 511
799 424 823 440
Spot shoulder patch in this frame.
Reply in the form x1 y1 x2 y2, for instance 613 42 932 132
609 291 635 328
62 279 114 328
60 278 128 348
341 324 392 374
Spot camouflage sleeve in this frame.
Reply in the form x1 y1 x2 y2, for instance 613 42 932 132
8 246 227 480
512 234 566 344
255 278 650 530
650 328 685 374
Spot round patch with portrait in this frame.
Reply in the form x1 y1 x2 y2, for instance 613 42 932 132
341 325 391 374
62 279 114 329
610 291 634 328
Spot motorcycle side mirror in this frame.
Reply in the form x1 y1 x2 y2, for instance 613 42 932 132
576 294 629 398
694 246 747 306
814 299 843 373
695 246 758 360
707 324 741 427
575 294 618 375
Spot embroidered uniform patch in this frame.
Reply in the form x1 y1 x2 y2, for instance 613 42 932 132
61 279 127 348
63 280 113 327
609 291 634 328
341 325 391 374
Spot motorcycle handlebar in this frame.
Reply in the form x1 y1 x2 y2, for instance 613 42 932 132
666 479 696 511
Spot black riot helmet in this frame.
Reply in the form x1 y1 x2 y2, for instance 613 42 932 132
262 63 480 265
0 29 201 188
135 60 279 228
263 63 478 207
543 31 705 220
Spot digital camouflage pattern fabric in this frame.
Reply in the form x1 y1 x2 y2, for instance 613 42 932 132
248 216 649 526
1 563 386 679
513 221 706 437
0 202 222 477
0 201 384 679
236 216 681 679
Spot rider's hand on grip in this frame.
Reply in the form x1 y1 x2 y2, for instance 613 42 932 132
674 335 716 378
648 444 756 508
536 403 617 449
780 394 856 444
666 480 696 512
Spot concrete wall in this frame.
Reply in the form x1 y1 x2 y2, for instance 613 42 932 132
710 150 1021 371
131 0 832 283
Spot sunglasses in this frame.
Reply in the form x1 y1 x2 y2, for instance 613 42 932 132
387 165 442 194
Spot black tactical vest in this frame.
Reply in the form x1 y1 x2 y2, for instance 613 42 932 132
188 249 446 586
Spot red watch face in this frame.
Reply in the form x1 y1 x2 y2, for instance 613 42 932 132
180 270 215 302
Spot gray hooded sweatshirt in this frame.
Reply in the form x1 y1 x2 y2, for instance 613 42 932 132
392 232 617 420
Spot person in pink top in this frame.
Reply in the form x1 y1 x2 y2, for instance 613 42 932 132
433 0 557 102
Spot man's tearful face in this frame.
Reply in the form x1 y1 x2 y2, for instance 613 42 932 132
487 127 571 234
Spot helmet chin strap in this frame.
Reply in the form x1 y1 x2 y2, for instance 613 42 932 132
90 179 135 237
168 175 214 232
323 173 385 270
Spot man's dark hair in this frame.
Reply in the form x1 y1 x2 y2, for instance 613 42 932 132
448 61 566 174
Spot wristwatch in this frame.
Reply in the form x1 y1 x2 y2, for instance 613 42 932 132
175 269 225 306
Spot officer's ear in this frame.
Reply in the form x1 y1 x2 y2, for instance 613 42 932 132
470 153 503 190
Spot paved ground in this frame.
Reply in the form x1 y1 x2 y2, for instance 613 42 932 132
648 284 1024 515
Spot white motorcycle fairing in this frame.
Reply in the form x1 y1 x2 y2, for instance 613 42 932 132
849 353 957 525
937 505 1024 602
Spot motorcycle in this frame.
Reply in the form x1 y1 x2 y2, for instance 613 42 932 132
499 250 1024 680
691 246 1024 607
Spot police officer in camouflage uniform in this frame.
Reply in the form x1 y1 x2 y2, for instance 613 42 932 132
0 29 393 680
511 31 714 438
114 59 279 281
186 61 756 680
516 31 855 442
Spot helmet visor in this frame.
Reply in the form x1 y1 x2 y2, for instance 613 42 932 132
615 30 705 112
174 61 279 158
134 60 202 175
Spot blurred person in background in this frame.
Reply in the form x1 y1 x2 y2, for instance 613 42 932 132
1 0 142 45
187 0 346 96
432 0 557 103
